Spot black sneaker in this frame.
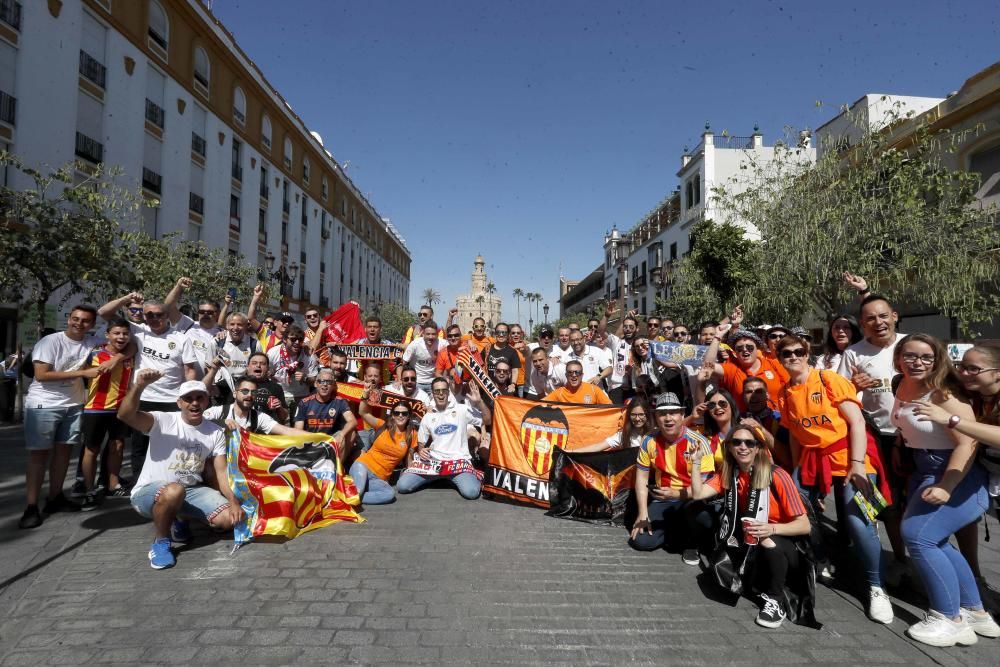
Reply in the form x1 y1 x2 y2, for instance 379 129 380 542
682 548 700 566
43 493 81 514
756 594 786 629
79 492 101 512
18 505 43 529
106 485 131 498
69 480 86 498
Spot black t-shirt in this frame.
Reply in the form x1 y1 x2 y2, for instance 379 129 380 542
251 379 288 421
483 344 521 375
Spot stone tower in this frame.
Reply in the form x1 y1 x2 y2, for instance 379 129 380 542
454 255 502 333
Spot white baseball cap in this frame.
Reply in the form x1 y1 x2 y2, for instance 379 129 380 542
178 380 209 399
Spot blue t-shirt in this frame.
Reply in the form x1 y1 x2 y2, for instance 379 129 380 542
294 394 350 435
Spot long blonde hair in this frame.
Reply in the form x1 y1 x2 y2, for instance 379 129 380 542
719 426 772 491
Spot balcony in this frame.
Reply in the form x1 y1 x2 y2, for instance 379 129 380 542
231 163 242 182
74 132 103 164
0 0 21 31
144 99 165 129
0 90 15 126
259 181 269 200
194 71 208 89
142 167 162 194
630 274 647 290
713 135 754 150
233 107 246 125
282 199 290 214
191 132 206 157
321 226 330 239
148 27 166 50
189 192 204 215
230 216 241 232
79 50 106 88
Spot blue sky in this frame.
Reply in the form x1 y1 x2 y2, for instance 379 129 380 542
212 0 999 324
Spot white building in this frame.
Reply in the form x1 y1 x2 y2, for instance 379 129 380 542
0 0 409 341
454 256 502 333
603 126 815 314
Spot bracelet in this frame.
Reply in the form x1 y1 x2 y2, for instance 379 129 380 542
860 287 871 295
850 458 865 463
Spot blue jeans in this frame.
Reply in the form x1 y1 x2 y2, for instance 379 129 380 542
396 471 481 500
902 450 988 617
795 469 884 587
130 483 229 523
348 461 396 505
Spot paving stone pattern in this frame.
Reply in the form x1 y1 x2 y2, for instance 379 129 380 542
0 424 998 665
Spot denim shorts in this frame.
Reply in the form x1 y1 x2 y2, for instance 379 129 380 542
131 482 229 524
24 405 83 450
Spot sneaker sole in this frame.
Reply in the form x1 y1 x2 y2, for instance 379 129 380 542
907 629 978 647
148 553 175 570
968 624 1000 638
79 505 99 512
755 616 784 629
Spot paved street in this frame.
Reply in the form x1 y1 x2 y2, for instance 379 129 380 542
0 422 997 666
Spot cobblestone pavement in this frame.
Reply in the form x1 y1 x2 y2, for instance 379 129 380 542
0 423 998 665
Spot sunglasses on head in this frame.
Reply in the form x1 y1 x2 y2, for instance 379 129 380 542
780 348 808 359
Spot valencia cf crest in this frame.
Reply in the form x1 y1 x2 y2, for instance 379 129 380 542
810 391 822 405
167 341 176 350
519 404 569 477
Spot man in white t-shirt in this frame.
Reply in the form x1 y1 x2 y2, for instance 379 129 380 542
397 377 490 499
19 305 126 530
602 308 639 404
119 371 242 570
402 321 441 395
837 292 907 569
525 346 567 399
129 302 199 476
565 329 610 386
385 367 432 410
202 312 259 404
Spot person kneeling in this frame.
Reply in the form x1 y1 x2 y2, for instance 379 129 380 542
690 426 814 629
352 395 419 504
397 378 490 500
118 371 243 570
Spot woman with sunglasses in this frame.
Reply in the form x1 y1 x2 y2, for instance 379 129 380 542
575 399 655 453
775 334 895 625
354 399 419 504
690 426 812 628
816 315 863 372
630 338 660 389
888 334 995 646
691 388 739 450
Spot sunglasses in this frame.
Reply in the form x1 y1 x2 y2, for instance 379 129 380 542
447 334 461 339
391 410 410 417
734 344 756 353
728 438 759 448
431 389 449 395
128 307 144 315
144 312 165 319
565 370 583 376
316 379 335 385
305 313 320 318
495 331 509 335
288 337 304 342
768 332 787 340
674 331 689 337
705 400 729 410
198 309 217 316
236 388 254 395
780 348 808 359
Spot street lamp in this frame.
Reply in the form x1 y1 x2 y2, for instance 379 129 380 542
543 304 549 324
262 251 299 285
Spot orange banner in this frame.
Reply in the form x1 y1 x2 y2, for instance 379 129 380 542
484 396 624 508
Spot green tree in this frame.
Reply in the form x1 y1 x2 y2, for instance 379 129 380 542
122 232 261 307
714 102 1000 334
367 302 415 342
0 154 143 335
420 288 441 307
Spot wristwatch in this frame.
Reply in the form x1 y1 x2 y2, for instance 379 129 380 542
947 415 962 429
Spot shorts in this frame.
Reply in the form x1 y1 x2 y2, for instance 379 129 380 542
81 411 129 448
130 482 229 524
24 405 83 450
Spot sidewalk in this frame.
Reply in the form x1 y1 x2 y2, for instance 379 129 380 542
0 422 997 665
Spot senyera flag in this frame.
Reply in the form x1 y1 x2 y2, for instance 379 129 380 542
484 396 624 508
547 447 639 526
321 301 366 345
228 429 363 546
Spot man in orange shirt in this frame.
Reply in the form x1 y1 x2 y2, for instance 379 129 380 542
461 317 494 354
543 361 612 405
704 330 789 412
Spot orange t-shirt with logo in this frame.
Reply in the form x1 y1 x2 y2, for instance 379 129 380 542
356 418 417 480
777 369 874 475
543 383 612 405
461 334 494 354
722 354 789 411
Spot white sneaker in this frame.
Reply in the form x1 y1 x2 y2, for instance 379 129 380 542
907 610 978 647
961 608 1000 638
868 586 894 624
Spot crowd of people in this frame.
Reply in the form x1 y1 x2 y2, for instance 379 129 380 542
11 273 1000 646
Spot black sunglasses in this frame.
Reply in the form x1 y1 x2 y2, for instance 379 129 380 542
779 348 808 359
728 438 759 448
391 410 410 417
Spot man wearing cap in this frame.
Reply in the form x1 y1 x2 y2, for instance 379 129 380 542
118 370 242 570
543 360 612 405
530 325 558 362
597 302 640 404
247 284 292 353
630 392 721 565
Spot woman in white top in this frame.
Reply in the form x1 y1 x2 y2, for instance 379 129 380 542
815 314 862 371
575 399 655 453
891 333 996 647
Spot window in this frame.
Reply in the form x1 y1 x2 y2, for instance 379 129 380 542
191 104 206 157
231 138 242 182
669 242 677 260
283 137 292 169
321 175 329 200
147 1 168 52
233 86 246 125
303 156 310 184
187 221 201 241
145 66 165 129
260 166 269 199
190 163 204 214
261 114 272 149
80 13 107 89
193 47 209 91
0 41 13 126
229 193 241 229
258 208 267 244
693 176 701 205
76 91 103 162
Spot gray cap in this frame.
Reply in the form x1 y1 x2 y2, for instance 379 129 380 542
654 392 684 412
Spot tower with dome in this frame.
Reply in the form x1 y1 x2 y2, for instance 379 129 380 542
454 255 502 333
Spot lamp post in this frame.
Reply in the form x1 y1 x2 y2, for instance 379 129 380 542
543 303 549 324
260 251 299 308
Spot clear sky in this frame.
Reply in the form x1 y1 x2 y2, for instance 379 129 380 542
211 0 999 325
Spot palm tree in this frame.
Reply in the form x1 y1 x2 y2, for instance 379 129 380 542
531 292 542 326
475 294 485 319
512 288 524 329
421 288 441 307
